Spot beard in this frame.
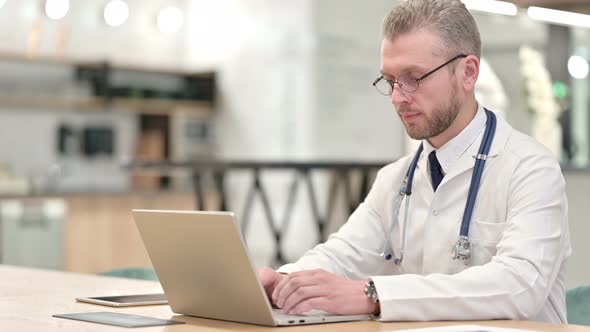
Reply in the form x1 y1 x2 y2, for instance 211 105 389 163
399 81 461 140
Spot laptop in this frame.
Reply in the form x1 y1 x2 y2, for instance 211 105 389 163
132 209 370 326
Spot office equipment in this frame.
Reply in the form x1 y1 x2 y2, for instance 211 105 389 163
53 312 183 328
76 293 167 307
132 209 370 326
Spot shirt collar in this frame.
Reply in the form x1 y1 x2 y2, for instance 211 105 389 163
421 103 486 175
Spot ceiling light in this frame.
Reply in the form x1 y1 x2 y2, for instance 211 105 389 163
527 6 590 29
45 0 69 20
461 0 517 16
104 0 129 27
157 6 183 33
568 55 589 79
0 0 7 10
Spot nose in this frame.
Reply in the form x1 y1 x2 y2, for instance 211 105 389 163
390 85 410 106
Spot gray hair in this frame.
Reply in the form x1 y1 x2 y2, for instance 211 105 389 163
383 0 481 59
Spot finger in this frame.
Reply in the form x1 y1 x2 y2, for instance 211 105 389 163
271 273 290 304
275 274 318 308
289 297 330 315
280 284 323 314
257 268 274 289
277 274 316 308
271 270 313 304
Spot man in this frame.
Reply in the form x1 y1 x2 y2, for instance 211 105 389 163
259 0 571 323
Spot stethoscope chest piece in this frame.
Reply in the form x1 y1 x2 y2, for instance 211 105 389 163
452 235 472 265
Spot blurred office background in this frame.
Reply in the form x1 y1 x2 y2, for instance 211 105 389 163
0 0 589 288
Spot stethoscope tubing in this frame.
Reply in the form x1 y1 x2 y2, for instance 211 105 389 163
383 109 497 265
459 111 496 237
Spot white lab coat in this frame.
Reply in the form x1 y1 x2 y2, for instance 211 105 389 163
278 113 571 323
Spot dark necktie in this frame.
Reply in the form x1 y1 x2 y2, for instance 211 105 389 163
428 151 444 192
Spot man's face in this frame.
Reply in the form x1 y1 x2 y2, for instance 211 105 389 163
380 29 462 141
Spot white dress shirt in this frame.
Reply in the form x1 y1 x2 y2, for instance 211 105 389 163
423 104 487 178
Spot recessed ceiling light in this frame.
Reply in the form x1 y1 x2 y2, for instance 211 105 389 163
45 0 69 20
528 6 590 29
461 0 518 16
104 0 129 27
568 55 589 79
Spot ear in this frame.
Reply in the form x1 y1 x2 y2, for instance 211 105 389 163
461 55 480 92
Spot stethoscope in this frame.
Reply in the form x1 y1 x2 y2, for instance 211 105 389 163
381 109 497 265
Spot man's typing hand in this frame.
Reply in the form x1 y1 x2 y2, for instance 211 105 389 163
257 267 286 299
271 269 376 315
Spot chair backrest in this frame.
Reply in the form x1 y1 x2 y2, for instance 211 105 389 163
99 267 159 281
567 286 590 325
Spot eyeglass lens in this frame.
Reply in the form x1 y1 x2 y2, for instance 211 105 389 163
374 74 419 95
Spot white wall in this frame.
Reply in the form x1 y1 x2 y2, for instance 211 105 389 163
183 0 315 159
312 0 403 160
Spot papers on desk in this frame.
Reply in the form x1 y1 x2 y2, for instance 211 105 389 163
388 325 539 332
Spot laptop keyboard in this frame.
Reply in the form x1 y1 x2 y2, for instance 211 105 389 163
272 309 304 320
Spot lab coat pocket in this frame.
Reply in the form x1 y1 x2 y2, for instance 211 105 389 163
468 220 507 265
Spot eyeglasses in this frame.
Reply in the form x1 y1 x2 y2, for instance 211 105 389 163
373 54 467 96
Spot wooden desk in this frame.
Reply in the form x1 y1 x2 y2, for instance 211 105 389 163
1 265 588 332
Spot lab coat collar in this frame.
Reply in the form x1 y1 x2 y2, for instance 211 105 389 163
442 107 507 184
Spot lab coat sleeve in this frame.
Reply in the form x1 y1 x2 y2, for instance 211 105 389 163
277 165 399 279
371 151 570 321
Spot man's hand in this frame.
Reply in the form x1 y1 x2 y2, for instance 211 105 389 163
271 269 376 315
257 267 286 299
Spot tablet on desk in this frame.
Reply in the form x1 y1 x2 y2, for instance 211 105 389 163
76 293 167 307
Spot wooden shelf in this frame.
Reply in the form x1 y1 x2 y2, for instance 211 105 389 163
110 97 213 115
0 51 216 115
0 51 96 67
0 96 102 111
0 51 206 77
0 95 213 115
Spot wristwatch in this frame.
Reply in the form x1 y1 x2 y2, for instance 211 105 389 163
364 280 381 319
363 280 379 304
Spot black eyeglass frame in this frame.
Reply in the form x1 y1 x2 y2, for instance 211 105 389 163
372 54 468 96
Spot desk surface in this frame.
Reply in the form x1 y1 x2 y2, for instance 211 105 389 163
1 265 588 332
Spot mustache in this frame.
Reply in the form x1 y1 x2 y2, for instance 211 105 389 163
397 106 420 114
